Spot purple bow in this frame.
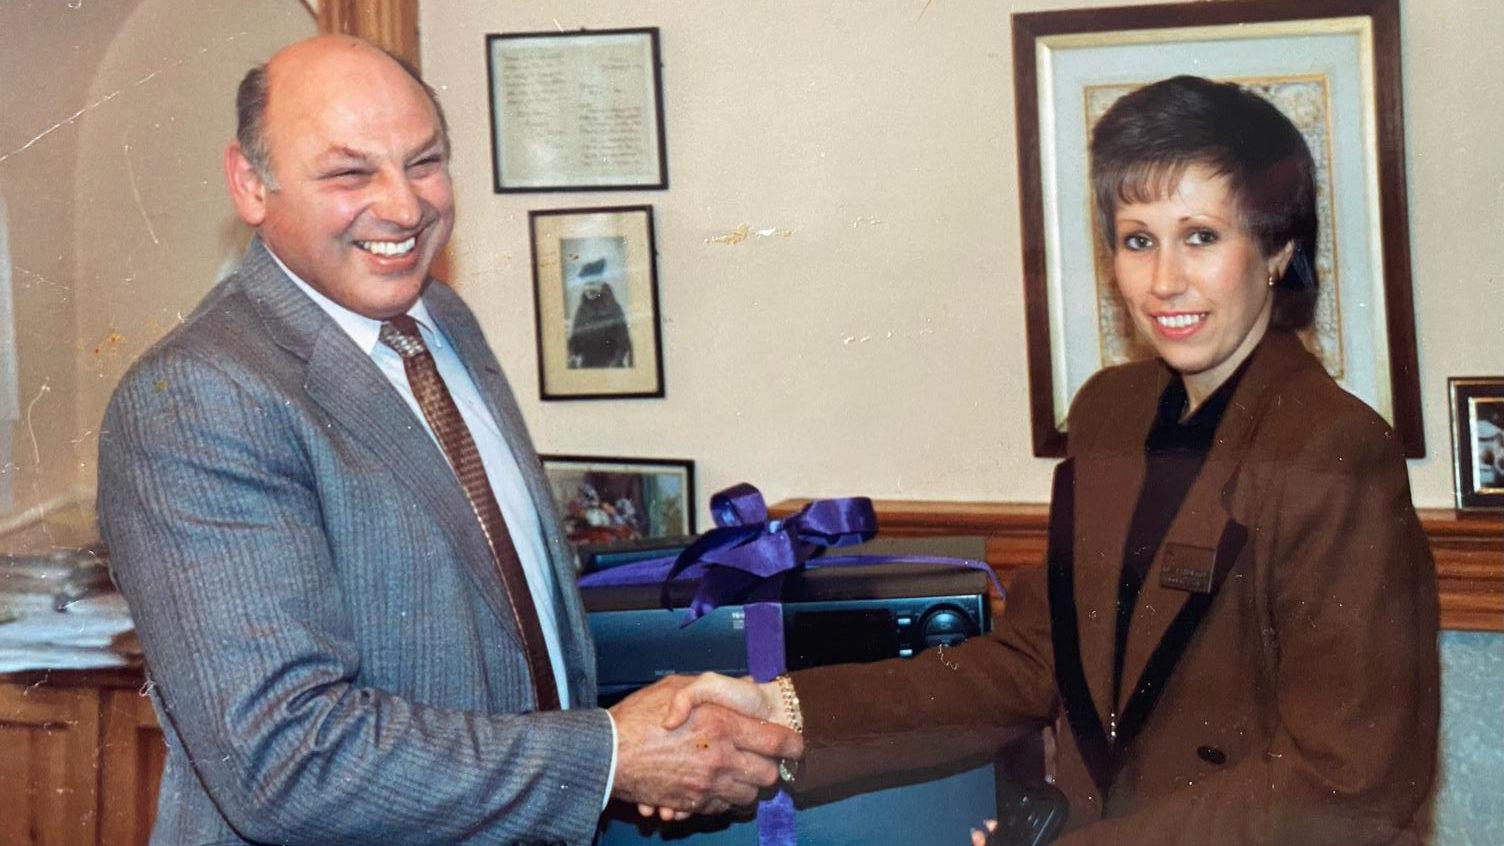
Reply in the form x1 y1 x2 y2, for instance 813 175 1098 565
658 483 879 623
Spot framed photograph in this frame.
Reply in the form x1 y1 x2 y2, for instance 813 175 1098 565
530 205 664 400
539 455 695 547
1449 378 1504 512
1012 0 1422 457
485 28 668 192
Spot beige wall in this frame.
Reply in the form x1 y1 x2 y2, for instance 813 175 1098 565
72 0 315 495
423 0 1503 515
0 1 135 526
0 0 313 543
1 0 1497 540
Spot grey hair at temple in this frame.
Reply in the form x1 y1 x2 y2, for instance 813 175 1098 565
233 50 451 190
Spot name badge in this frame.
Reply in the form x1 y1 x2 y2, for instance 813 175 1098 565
1158 543 1218 594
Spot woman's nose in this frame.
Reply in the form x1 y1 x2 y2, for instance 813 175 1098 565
1149 249 1187 298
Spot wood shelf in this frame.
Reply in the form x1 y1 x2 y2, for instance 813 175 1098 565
772 499 1502 633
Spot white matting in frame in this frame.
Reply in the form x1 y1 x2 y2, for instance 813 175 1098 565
1035 19 1391 431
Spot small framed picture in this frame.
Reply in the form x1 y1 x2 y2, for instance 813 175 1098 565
1449 377 1504 511
539 455 695 547
485 28 668 192
529 205 664 400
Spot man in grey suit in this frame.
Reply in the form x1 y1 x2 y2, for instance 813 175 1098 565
98 35 798 845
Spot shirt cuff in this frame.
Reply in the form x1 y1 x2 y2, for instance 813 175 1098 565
602 707 619 809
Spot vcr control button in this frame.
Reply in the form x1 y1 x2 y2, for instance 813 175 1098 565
920 605 975 648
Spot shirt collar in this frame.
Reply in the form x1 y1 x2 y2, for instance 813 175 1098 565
265 246 442 355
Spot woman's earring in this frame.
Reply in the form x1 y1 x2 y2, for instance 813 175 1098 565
1266 269 1277 288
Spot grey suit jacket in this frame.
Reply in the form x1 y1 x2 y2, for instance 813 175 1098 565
99 239 612 846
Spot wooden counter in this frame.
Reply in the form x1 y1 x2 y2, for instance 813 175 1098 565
0 667 161 846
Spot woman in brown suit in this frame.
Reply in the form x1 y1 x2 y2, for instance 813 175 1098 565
666 76 1439 844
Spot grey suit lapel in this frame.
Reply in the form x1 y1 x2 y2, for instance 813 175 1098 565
423 283 598 704
238 240 525 648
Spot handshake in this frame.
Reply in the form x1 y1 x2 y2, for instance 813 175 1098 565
607 672 796 820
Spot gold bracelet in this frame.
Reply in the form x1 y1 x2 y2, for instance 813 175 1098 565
775 674 803 783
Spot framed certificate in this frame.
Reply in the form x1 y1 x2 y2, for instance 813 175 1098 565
486 28 668 192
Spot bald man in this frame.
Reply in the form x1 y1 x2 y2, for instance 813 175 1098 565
98 36 797 846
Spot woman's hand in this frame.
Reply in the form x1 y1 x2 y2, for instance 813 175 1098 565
970 819 998 845
661 672 784 730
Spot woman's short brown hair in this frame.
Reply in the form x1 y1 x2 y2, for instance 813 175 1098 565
1090 75 1319 329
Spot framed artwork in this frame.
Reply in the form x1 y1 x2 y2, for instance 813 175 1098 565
1012 0 1421 457
529 205 664 400
1448 378 1504 512
539 455 695 547
485 28 668 192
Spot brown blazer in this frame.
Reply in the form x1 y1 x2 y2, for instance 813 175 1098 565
792 331 1439 844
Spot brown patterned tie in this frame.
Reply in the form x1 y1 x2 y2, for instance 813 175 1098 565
379 315 560 711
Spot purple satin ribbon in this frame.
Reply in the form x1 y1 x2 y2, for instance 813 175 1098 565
578 484 1002 846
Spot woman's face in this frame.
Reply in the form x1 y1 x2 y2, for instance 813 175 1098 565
1112 164 1293 403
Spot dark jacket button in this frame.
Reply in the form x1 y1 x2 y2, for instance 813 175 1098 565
1196 745 1228 765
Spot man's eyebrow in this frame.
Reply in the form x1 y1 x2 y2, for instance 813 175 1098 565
408 132 445 159
316 146 372 166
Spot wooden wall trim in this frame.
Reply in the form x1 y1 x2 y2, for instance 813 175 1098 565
772 499 1503 633
315 0 420 67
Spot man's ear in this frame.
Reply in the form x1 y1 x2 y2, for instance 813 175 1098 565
224 141 268 227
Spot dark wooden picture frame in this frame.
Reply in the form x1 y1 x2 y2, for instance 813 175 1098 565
1448 378 1504 512
538 454 696 547
1012 0 1422 457
485 28 668 193
528 205 665 401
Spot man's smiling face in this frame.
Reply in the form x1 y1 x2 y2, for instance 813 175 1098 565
228 37 454 319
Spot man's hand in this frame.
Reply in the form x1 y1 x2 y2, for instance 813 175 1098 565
610 674 803 819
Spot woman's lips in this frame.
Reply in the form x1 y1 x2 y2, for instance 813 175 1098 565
1151 311 1207 340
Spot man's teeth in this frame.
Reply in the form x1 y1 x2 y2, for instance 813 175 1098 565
1156 313 1206 329
356 237 416 257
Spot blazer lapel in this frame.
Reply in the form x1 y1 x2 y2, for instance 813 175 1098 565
1046 457 1114 797
1067 366 1166 736
423 284 598 703
302 334 524 633
1113 455 1243 718
1114 332 1314 724
241 245 522 645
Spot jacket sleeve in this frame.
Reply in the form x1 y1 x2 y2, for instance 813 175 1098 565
1058 406 1440 846
99 349 612 846
791 559 1059 792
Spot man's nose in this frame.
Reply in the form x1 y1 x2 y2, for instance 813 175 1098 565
371 168 422 228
